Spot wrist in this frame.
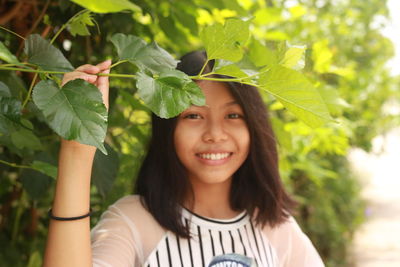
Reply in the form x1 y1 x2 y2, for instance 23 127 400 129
60 139 97 153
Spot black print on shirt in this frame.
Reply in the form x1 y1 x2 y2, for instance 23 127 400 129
208 253 258 267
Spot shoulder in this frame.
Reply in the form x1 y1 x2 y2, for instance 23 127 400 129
92 195 166 265
262 216 304 243
262 216 325 267
104 194 160 230
109 194 145 212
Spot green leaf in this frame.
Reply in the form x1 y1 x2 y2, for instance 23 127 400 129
200 18 250 62
32 79 108 153
110 34 146 59
0 71 27 98
91 144 119 197
248 38 278 68
319 86 351 116
71 0 140 13
69 10 95 36
0 41 19 64
10 128 42 150
214 61 249 79
279 44 306 70
31 160 58 179
0 82 21 134
110 34 178 73
24 34 74 72
136 70 205 118
0 81 12 97
258 66 332 128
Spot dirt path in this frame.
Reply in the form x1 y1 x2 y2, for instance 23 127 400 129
349 128 400 267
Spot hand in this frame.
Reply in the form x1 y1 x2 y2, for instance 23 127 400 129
62 60 112 110
60 60 111 149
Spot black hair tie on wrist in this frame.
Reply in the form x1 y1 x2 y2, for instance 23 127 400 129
48 208 92 221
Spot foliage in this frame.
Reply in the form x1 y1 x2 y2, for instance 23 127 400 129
0 0 398 266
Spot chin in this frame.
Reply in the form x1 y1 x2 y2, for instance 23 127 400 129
191 173 233 186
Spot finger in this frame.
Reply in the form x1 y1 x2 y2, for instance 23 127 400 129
96 68 110 91
96 68 110 110
76 64 101 74
96 59 112 71
62 72 97 86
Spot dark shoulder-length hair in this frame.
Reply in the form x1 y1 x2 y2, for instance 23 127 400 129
134 51 296 238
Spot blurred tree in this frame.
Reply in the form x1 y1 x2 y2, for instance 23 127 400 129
0 0 398 266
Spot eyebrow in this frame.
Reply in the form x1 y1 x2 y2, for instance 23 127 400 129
224 100 239 107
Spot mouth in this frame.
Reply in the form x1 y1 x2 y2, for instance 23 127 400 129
196 152 233 161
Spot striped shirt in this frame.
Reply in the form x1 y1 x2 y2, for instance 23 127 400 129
91 195 325 267
143 209 277 267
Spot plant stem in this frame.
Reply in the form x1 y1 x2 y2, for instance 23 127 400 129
50 9 87 44
22 74 38 109
191 76 242 82
198 59 209 77
0 65 66 75
98 73 136 78
0 25 26 40
110 60 129 69
0 159 34 170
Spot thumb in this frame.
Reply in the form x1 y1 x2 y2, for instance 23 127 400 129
96 60 111 110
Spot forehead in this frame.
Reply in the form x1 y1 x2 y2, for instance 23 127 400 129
196 80 237 107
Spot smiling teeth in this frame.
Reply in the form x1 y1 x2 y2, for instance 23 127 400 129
198 153 230 160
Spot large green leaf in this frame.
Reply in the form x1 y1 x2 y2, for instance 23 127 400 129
110 34 178 73
24 34 74 72
71 0 140 13
248 38 278 68
32 79 107 153
91 144 119 197
258 66 332 127
0 41 19 64
200 18 250 62
136 70 205 118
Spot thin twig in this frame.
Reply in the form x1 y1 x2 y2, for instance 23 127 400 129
0 159 34 170
0 26 26 40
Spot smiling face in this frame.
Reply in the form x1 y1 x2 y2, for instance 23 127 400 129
174 80 250 189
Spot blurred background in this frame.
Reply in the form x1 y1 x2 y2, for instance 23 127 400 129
0 0 399 266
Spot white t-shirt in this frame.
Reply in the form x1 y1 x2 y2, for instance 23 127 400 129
91 195 325 267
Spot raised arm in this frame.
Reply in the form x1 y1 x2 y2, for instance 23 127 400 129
43 60 111 267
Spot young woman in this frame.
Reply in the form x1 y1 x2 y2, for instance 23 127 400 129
44 51 324 267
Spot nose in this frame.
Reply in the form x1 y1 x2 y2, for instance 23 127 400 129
202 120 228 143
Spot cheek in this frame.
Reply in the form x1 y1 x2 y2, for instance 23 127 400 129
174 124 195 158
241 131 251 156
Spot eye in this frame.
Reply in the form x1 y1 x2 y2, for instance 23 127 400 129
183 113 202 119
226 113 243 119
